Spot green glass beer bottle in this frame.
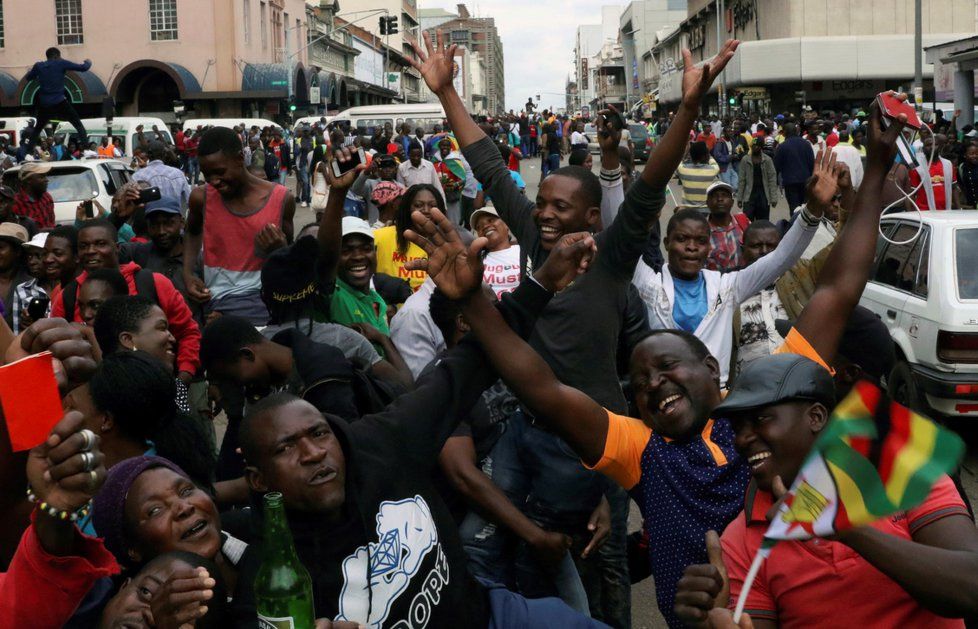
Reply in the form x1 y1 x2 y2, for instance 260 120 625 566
255 492 315 629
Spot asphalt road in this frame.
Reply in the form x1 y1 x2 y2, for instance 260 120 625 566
286 156 978 629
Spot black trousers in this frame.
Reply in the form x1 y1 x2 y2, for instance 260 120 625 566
28 99 87 151
783 182 807 212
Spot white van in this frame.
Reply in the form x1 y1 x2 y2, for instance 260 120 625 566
0 117 42 147
293 115 333 131
54 117 172 157
183 118 284 136
330 104 446 138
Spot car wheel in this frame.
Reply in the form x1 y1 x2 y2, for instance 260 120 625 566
888 361 926 413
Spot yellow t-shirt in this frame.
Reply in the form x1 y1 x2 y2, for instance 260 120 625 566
373 225 428 292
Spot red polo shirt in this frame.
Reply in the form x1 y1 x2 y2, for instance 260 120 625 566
722 475 968 628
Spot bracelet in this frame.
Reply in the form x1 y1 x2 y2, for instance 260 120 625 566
599 166 622 181
26 485 92 522
798 204 820 227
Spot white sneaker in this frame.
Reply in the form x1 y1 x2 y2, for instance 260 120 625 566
300 201 309 208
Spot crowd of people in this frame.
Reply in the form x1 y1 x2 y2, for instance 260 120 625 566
2 30 978 629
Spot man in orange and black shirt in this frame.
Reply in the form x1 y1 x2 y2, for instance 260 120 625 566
408 94 914 627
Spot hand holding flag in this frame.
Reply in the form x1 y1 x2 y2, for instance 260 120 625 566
733 381 966 622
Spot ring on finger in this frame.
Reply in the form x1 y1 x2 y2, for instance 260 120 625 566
78 429 96 452
80 451 95 472
89 470 99 488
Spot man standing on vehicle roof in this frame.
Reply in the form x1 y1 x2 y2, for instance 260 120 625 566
24 48 92 153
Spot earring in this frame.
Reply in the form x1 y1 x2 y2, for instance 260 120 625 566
132 345 138 351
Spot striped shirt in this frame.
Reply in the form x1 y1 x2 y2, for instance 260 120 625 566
11 277 50 333
676 161 720 209
13 190 54 229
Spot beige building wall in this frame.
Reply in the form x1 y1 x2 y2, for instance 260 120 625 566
0 0 307 102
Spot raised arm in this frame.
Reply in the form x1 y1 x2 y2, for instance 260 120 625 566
317 147 366 281
410 31 536 240
404 208 610 465
791 95 907 364
732 149 842 301
641 41 738 190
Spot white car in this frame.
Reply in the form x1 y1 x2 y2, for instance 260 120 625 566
2 159 134 225
859 211 978 418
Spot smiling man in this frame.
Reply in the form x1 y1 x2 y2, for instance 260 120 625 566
183 126 295 326
409 93 915 629
51 219 201 383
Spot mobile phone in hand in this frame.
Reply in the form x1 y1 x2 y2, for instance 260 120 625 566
331 148 367 178
82 199 94 218
138 186 162 203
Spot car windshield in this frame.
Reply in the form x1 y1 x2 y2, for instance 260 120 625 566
629 124 649 138
956 228 978 299
45 168 99 203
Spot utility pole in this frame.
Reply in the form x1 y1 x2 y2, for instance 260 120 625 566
914 0 923 111
716 0 725 117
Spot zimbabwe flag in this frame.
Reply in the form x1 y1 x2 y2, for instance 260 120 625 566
734 381 966 621
764 380 965 542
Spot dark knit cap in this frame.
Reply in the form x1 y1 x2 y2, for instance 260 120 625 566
92 455 187 566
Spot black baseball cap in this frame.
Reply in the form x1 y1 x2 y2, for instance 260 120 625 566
714 353 835 416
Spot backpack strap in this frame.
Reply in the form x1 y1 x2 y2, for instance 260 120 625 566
134 269 159 305
61 280 79 323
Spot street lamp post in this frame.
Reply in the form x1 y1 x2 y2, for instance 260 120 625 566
913 0 923 111
716 0 726 117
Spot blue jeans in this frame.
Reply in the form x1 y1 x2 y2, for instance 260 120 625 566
461 411 592 616
485 583 610 628
278 169 288 185
188 157 200 185
542 153 560 178
521 135 530 156
573 486 631 628
296 165 311 204
719 166 738 191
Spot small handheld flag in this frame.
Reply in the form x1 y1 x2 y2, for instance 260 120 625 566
733 380 966 622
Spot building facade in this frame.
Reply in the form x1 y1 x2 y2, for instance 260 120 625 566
652 0 977 113
619 0 687 114
420 4 505 114
334 0 424 102
0 0 318 121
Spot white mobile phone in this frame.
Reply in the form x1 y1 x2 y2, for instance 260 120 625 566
331 147 367 178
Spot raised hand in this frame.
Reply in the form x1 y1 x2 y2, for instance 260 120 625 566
681 40 740 109
595 106 622 153
408 30 459 96
674 530 730 627
404 207 487 300
327 146 367 191
27 410 105 514
805 148 839 217
865 91 908 168
531 232 597 292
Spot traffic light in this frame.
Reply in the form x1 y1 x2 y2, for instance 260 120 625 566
379 16 387 35
794 90 806 103
387 16 399 34
728 96 736 105
287 95 296 116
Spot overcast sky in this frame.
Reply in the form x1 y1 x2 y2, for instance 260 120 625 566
418 0 618 112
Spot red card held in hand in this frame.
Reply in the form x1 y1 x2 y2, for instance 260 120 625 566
0 352 62 452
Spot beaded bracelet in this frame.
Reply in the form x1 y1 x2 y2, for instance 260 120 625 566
26 485 92 522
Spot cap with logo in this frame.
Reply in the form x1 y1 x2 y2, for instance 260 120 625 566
713 353 835 417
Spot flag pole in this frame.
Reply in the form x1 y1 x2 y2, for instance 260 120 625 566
733 546 768 623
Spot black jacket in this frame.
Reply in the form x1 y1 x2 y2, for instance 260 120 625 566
232 279 555 627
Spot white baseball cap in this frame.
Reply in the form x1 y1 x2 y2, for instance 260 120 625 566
23 231 48 250
341 216 374 241
469 204 499 230
706 181 735 197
